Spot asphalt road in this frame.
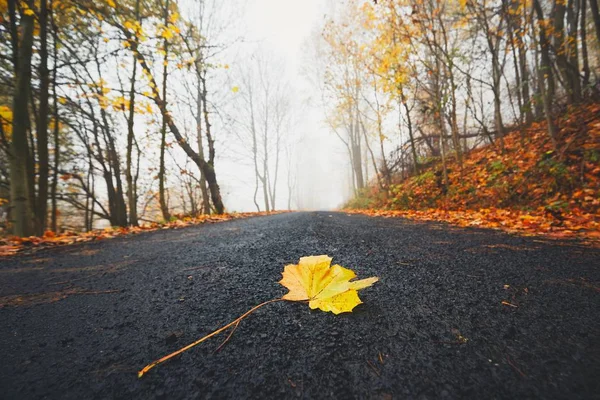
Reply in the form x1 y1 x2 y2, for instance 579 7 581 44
0 212 598 399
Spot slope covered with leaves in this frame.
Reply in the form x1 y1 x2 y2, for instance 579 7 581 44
346 104 600 243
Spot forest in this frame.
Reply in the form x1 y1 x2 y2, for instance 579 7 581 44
0 0 599 241
1 1 599 398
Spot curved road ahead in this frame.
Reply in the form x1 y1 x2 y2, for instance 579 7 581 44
0 212 598 399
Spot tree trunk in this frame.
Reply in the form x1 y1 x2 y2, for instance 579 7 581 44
589 0 600 56
350 109 364 191
200 73 224 214
158 0 170 222
375 101 390 188
534 0 556 99
508 0 533 125
506 13 524 126
437 10 463 165
534 0 559 148
9 4 35 237
519 40 533 125
126 57 139 226
97 86 127 227
195 69 210 215
125 0 140 226
35 0 50 235
581 0 591 87
531 30 545 119
50 3 60 233
262 168 270 212
433 57 449 191
26 92 37 227
401 97 418 175
566 0 582 102
248 86 261 212
484 14 505 146
107 133 128 226
553 0 580 103
269 135 281 210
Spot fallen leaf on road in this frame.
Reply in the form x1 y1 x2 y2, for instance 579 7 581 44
279 255 378 314
138 255 378 377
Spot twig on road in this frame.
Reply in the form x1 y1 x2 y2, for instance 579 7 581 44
506 355 527 378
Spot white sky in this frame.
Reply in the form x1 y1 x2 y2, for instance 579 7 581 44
246 0 322 62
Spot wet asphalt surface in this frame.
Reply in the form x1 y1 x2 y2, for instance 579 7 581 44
0 211 598 399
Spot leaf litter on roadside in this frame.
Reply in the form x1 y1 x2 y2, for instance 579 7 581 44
137 255 378 378
0 212 288 257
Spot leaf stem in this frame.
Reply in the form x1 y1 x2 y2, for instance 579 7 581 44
138 298 285 378
214 319 240 353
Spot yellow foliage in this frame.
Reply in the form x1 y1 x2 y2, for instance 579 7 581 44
49 118 64 133
0 106 13 138
111 96 130 111
160 26 173 40
22 3 34 16
123 20 136 31
123 20 143 38
279 255 378 314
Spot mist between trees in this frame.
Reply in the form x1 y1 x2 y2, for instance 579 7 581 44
0 0 599 237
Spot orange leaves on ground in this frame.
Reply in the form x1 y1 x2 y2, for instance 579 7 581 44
280 255 378 314
345 208 600 245
346 103 600 245
138 255 378 378
0 212 286 257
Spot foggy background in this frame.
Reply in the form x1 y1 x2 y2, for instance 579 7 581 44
182 0 353 212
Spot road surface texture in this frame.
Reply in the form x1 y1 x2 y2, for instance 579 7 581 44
0 212 598 399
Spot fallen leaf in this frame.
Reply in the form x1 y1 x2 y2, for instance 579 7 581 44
138 256 379 377
279 255 379 314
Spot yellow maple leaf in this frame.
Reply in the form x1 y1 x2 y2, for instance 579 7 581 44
279 255 378 314
138 255 378 377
